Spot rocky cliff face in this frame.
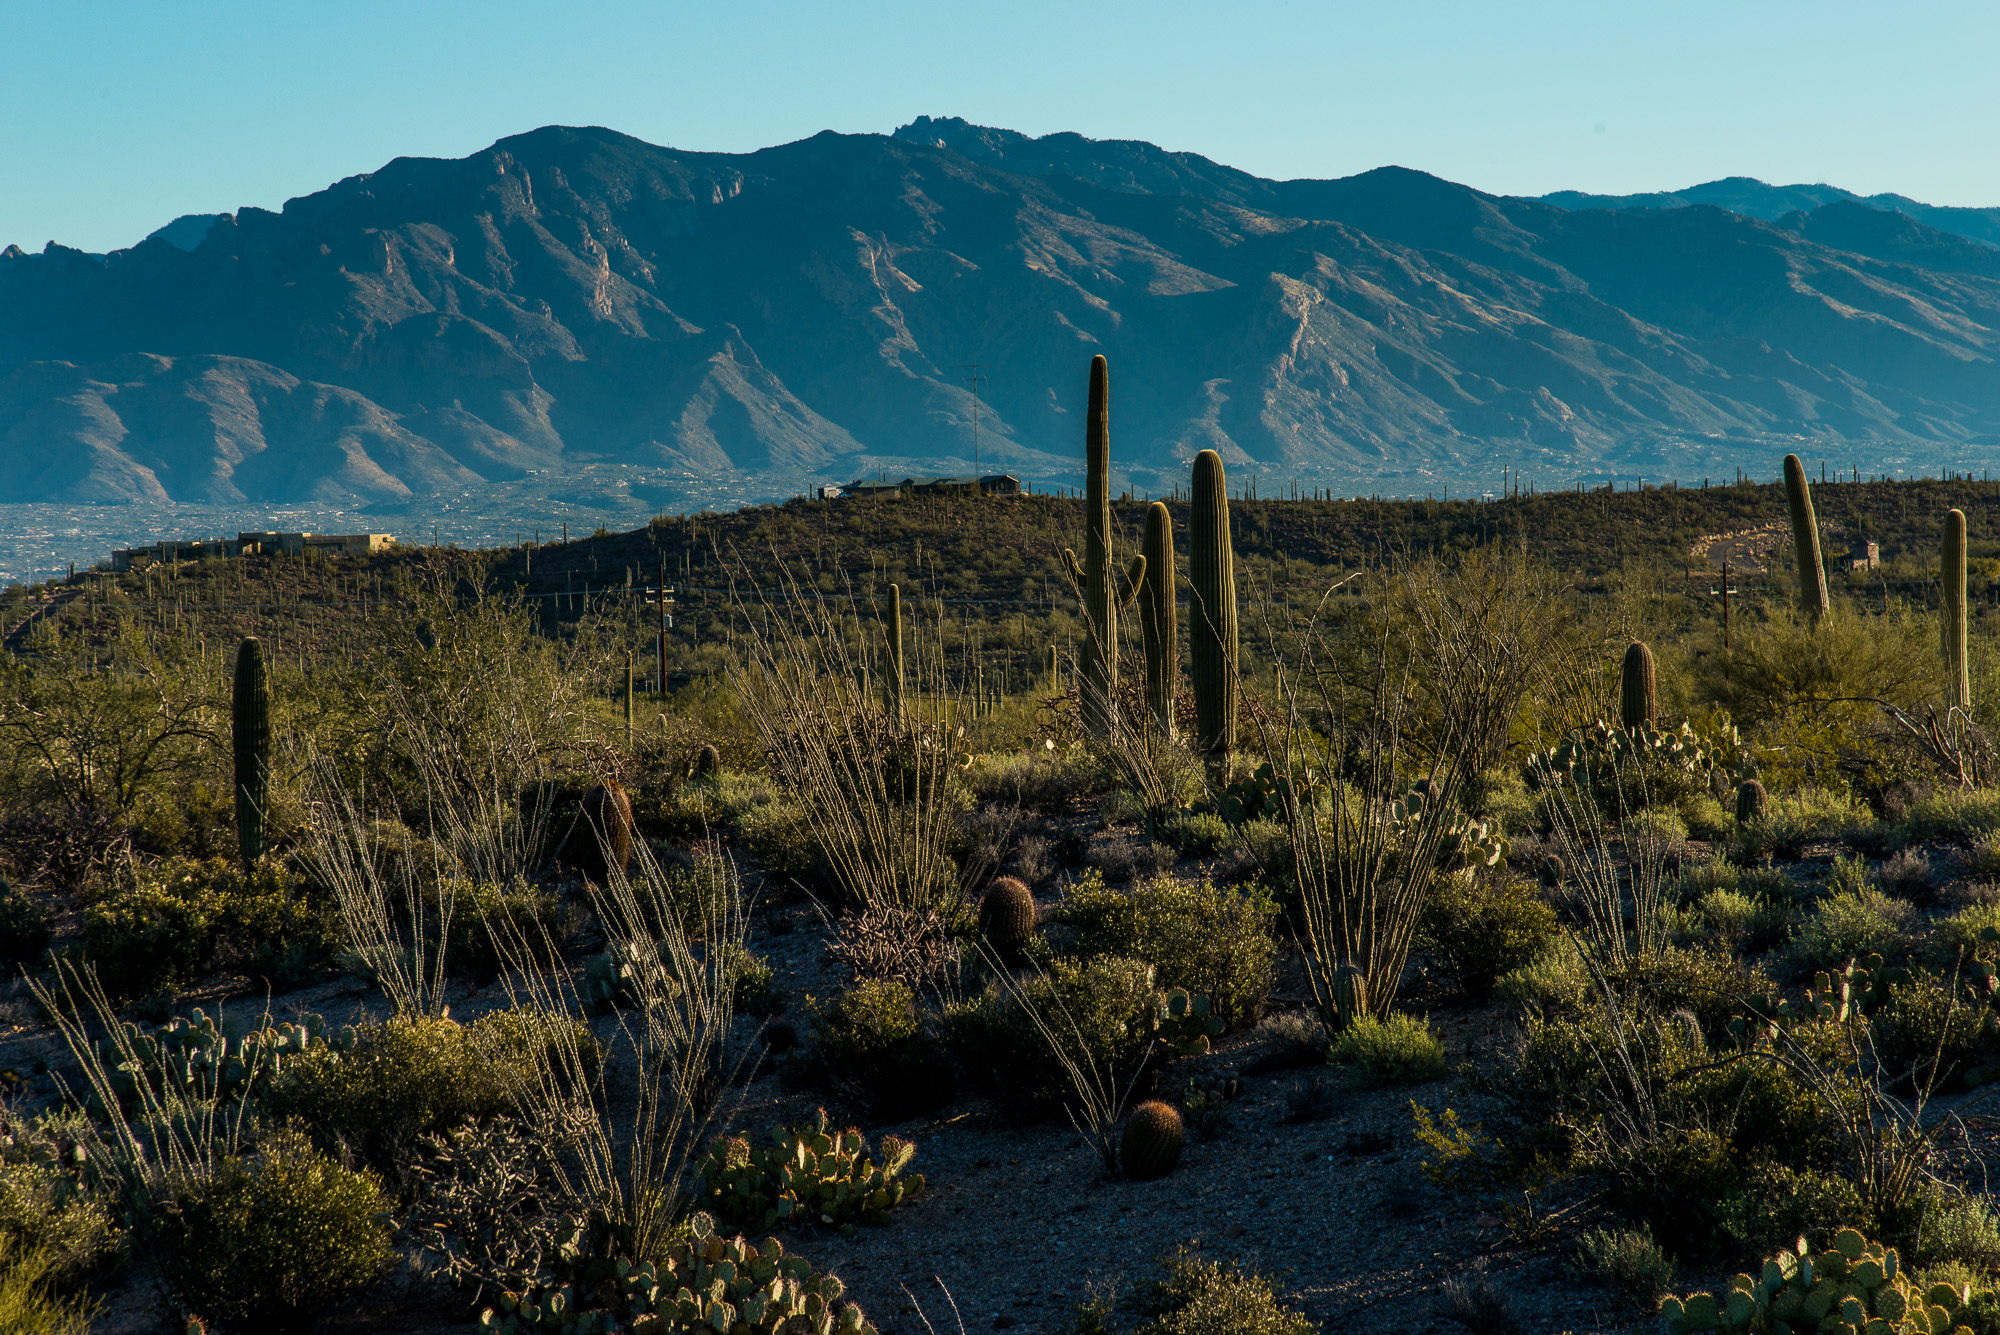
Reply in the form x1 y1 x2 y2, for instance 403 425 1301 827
4 120 1998 503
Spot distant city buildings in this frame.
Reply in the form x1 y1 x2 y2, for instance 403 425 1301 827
840 474 1021 499
110 531 394 571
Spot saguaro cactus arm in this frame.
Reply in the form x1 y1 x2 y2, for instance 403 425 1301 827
1117 554 1147 609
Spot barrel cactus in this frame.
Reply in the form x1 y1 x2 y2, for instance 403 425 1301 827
977 876 1037 947
692 742 722 780
1621 640 1657 730
1736 779 1769 824
571 782 634 883
1783 453 1830 624
1189 449 1239 756
232 637 272 867
1120 1100 1184 1180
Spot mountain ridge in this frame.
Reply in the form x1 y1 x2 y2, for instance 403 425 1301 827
4 119 2000 506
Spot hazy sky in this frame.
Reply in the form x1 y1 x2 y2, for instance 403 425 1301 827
5 0 1996 254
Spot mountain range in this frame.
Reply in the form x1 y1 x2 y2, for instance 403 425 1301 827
4 116 2000 507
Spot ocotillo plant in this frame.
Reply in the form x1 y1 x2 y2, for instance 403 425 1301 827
232 637 271 867
884 583 905 717
1782 453 1830 623
1060 355 1144 738
1945 507 1971 710
1140 501 1177 737
1620 640 1657 729
1189 448 1239 756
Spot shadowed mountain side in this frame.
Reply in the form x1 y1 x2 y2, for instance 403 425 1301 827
5 120 2000 503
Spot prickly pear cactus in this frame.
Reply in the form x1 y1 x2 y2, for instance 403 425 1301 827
96 1006 355 1114
1734 954 1896 1041
1120 1100 1184 1180
1658 1227 1976 1335
1149 988 1225 1057
480 1212 879 1335
582 941 677 1017
692 1108 924 1235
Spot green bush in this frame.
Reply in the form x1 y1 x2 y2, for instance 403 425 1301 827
1331 1012 1446 1087
1695 889 1788 955
946 956 1162 1117
0 1239 92 1335
1871 970 1988 1091
1494 935 1592 1014
266 1013 519 1183
1915 1192 2000 1268
442 877 578 981
1415 875 1560 1001
1135 1250 1315 1335
1470 766 1537 837
1677 793 1735 843
1712 1165 1866 1261
1158 811 1231 857
793 978 954 1119
0 1116 116 1292
1900 786 2000 844
1788 882 1912 977
1575 1224 1676 1303
1739 787 1869 861
79 882 213 1002
147 1131 390 1334
1054 872 1276 1026
1930 901 2000 966
0 881 52 967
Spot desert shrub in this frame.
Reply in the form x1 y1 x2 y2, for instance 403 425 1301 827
1915 1192 2000 1269
1331 1012 1446 1086
1931 901 2000 965
1690 609 1938 730
78 882 214 1001
1695 888 1788 954
79 858 341 999
1437 1276 1526 1335
0 1239 92 1335
1055 872 1276 1025
1626 943 1773 1038
1870 970 1988 1090
1712 1164 1867 1259
729 948 782 1018
793 978 954 1119
1738 862 1797 901
823 905 964 990
1158 811 1231 857
147 1131 390 1334
1877 847 1937 899
1135 1250 1315 1335
1788 883 1913 976
442 877 579 981
1494 935 1592 1014
734 797 823 892
1625 807 1690 861
1900 785 2000 844
945 955 1162 1117
1740 787 1869 861
1415 875 1560 1001
1670 852 1740 903
966 747 1104 807
1470 767 1537 837
0 1117 116 1291
1677 792 1734 843
265 1013 518 1183
0 880 52 967
1575 1224 1676 1303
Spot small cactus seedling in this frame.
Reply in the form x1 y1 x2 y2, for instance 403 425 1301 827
977 876 1036 946
1120 1100 1184 1180
1736 779 1769 823
1620 640 1656 730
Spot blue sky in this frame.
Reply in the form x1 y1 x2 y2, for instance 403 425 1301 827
4 0 1996 254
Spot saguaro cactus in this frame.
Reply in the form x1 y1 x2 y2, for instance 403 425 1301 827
884 583 905 716
232 637 271 866
1620 640 1657 730
1139 501 1177 737
1189 449 1239 756
1061 355 1144 738
1945 507 1971 710
1783 453 1830 623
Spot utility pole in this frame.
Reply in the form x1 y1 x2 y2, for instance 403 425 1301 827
960 364 988 477
655 560 674 694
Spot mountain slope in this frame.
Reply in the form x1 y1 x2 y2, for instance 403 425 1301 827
4 120 2000 504
1535 177 2000 248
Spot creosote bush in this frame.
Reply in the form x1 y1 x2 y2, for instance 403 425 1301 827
1331 1012 1447 1086
147 1131 390 1334
1055 871 1276 1025
1135 1250 1315 1335
1415 875 1560 1001
792 978 955 1119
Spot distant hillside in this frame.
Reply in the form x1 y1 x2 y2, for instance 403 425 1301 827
1535 176 2000 248
5 119 2000 506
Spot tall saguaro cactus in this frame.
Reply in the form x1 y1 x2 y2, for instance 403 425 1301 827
1139 501 1178 737
232 637 271 867
1189 449 1239 756
1061 355 1145 738
1945 507 1971 710
1783 453 1830 624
